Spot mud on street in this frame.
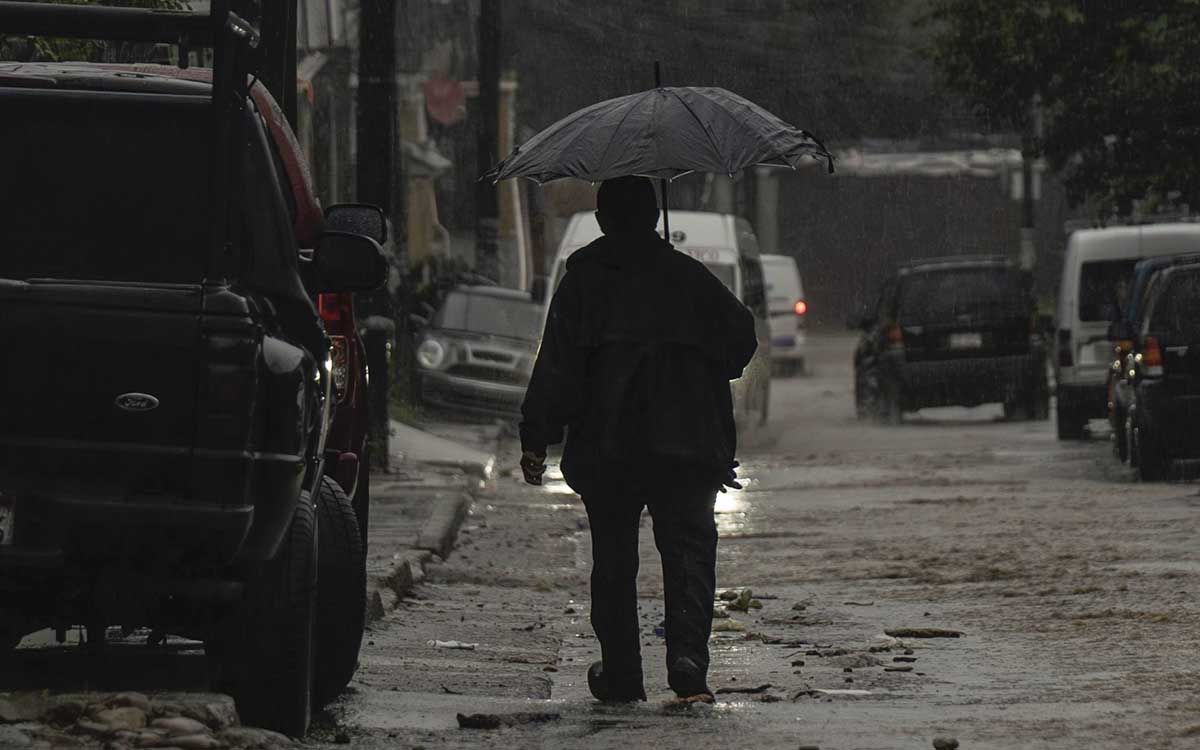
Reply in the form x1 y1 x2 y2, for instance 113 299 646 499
325 331 1200 750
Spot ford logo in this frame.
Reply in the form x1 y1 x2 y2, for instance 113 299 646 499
115 393 160 412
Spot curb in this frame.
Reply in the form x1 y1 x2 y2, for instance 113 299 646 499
365 490 474 626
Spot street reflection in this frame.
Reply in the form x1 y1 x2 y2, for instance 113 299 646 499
714 481 750 535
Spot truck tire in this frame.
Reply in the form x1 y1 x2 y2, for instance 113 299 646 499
1134 416 1168 481
1056 399 1086 440
313 477 366 708
218 496 317 738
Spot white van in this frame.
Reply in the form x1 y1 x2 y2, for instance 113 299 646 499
760 254 807 375
1054 223 1200 439
545 210 772 427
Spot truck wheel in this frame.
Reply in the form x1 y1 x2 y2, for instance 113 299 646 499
313 477 366 708
219 496 317 738
854 372 868 420
1134 417 1167 481
1056 399 1086 440
877 379 902 425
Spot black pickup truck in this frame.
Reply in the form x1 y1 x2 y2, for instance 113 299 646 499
0 3 385 737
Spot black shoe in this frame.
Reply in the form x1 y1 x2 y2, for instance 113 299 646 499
587 660 646 703
667 657 712 699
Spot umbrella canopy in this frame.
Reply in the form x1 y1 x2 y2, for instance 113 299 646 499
485 86 834 184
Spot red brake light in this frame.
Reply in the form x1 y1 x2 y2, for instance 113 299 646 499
1142 336 1163 369
794 299 808 316
318 293 341 322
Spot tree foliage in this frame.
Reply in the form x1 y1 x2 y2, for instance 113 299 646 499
927 0 1200 213
1 0 185 63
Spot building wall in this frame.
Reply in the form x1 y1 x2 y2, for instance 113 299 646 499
775 170 1073 326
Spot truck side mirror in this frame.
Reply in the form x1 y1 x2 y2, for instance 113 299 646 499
325 203 387 244
314 231 387 292
530 276 548 304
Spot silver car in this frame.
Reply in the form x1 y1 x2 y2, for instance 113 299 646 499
415 285 542 418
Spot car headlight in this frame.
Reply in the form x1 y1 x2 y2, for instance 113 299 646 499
417 338 447 370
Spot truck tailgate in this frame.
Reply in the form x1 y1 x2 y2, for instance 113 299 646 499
0 279 202 499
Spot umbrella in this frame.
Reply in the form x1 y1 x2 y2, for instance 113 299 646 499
484 79 833 235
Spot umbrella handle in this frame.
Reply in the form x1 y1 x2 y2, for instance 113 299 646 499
661 178 670 241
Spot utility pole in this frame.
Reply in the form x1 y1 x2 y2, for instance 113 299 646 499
357 0 400 465
1019 93 1043 271
475 0 501 281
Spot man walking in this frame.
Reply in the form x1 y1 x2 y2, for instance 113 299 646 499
519 176 758 702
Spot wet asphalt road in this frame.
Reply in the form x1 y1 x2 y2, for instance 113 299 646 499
330 331 1200 750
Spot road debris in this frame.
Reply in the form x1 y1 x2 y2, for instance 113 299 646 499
714 683 772 695
885 666 914 672
932 738 960 750
725 589 763 612
427 639 479 649
884 628 962 638
456 712 561 730
711 618 746 632
794 688 873 699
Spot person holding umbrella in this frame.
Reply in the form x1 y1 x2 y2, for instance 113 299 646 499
519 175 757 702
493 76 832 700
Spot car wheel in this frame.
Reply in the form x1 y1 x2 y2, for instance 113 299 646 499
313 477 366 709
1125 413 1138 468
1134 415 1167 481
216 495 317 738
877 379 902 425
854 371 868 420
1055 399 1086 440
1112 408 1128 462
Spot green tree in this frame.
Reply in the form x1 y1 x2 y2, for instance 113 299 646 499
926 0 1200 214
1 0 185 63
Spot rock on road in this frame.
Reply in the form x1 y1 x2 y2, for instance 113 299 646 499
329 331 1200 750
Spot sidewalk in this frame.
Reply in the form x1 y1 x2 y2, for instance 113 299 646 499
364 420 499 625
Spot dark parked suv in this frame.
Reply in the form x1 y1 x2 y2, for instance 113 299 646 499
853 256 1048 422
0 4 385 737
1110 260 1200 480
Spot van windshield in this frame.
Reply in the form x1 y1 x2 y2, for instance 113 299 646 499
0 96 210 283
1079 259 1138 322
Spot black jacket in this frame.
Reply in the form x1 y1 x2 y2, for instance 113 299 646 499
520 230 758 496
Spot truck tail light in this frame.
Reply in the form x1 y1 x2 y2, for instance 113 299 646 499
329 335 349 402
1057 329 1073 368
794 299 807 316
1141 336 1164 377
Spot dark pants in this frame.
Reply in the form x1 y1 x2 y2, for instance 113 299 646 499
583 482 718 693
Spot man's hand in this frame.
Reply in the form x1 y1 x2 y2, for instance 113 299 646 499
520 450 547 485
718 460 742 493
